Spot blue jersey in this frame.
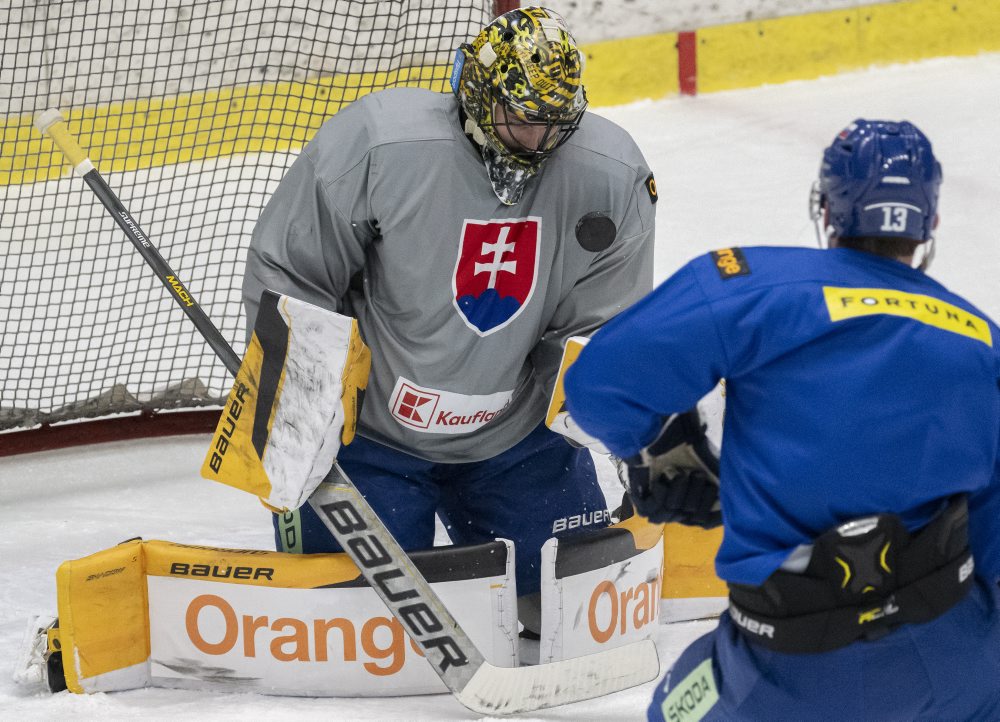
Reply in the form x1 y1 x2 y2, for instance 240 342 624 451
565 246 1000 586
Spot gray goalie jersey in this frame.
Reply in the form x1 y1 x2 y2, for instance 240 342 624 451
244 87 655 462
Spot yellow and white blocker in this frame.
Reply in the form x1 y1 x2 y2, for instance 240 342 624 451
545 336 609 454
202 290 370 511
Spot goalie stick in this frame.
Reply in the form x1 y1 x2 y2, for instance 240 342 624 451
36 109 659 715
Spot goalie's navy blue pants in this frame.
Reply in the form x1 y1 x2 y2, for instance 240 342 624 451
271 423 607 596
648 577 1000 722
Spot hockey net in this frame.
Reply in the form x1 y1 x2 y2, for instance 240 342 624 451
1 1 514 443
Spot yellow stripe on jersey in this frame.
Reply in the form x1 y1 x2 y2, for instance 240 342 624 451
823 286 993 347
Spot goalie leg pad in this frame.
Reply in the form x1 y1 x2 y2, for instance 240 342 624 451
538 513 664 663
201 289 371 511
47 538 517 697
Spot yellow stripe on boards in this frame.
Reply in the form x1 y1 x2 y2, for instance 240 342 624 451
698 9 865 93
1 65 452 186
861 0 1000 65
5 0 1000 186
578 32 679 107
698 0 1000 93
580 0 1000 100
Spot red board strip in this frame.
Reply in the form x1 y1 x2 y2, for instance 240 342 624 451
0 409 221 457
678 30 698 96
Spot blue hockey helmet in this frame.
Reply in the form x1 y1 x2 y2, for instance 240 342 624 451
812 119 942 244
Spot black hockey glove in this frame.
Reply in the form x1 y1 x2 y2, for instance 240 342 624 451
620 408 722 529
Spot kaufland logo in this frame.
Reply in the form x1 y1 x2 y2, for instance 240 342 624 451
391 383 440 430
389 377 512 435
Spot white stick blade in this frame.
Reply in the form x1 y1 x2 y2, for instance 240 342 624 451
455 639 660 715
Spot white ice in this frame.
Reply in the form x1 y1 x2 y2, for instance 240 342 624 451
3 53 999 720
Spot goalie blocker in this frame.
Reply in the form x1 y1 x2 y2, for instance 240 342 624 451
201 289 370 511
545 337 609 454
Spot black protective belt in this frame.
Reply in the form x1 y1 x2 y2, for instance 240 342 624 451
727 496 974 654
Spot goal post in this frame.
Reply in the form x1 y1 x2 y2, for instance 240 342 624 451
1 1 515 449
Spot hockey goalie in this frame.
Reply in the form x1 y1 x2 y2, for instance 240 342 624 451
19 7 676 710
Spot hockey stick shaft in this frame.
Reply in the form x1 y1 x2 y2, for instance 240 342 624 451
35 106 484 677
37 110 658 714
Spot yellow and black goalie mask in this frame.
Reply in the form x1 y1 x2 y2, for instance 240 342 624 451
452 6 587 204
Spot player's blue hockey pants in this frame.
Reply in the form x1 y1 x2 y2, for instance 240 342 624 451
649 577 1000 721
272 423 607 596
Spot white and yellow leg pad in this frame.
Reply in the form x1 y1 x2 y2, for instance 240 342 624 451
659 380 729 622
47 538 516 696
538 515 664 662
660 524 729 622
201 290 370 511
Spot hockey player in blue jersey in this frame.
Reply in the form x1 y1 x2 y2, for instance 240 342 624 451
565 119 1000 720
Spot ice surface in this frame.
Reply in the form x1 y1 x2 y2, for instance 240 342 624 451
3 53 998 720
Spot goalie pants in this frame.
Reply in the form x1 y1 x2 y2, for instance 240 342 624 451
647 576 1000 722
271 423 607 596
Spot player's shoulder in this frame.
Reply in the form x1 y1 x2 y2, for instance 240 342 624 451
680 244 919 304
311 88 457 153
686 245 1000 325
561 110 649 174
685 245 822 291
919 270 1000 342
356 87 458 142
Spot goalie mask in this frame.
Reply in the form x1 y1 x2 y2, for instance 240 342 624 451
809 119 942 265
451 6 587 205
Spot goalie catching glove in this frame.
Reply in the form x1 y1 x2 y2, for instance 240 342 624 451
201 290 370 511
545 336 610 454
621 408 722 529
